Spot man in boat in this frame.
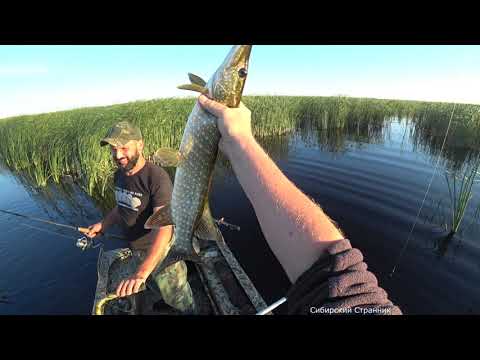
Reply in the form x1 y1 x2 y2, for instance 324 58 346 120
198 95 402 315
86 121 196 314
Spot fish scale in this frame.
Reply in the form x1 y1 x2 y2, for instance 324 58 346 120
170 107 217 256
146 45 252 272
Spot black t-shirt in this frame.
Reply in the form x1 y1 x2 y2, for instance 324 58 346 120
114 161 173 242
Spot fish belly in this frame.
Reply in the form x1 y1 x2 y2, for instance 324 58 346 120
171 103 220 250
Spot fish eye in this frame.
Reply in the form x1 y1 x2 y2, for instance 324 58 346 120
238 68 248 78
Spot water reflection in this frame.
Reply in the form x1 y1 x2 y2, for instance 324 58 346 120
291 113 388 152
4 170 105 240
0 114 394 270
8 112 480 258
410 110 480 171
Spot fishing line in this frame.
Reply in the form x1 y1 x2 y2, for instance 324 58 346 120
0 208 125 240
389 104 457 276
0 208 80 231
19 223 76 240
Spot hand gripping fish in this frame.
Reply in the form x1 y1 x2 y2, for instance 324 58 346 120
144 45 252 271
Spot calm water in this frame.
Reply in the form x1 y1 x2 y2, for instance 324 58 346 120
1 118 480 314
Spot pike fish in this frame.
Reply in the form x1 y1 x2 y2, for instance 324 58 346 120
144 45 252 270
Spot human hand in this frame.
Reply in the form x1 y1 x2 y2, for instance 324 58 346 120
85 222 103 238
198 94 253 152
116 273 147 298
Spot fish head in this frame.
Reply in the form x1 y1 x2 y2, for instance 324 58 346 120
208 45 252 108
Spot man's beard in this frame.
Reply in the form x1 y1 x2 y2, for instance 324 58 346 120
117 152 140 173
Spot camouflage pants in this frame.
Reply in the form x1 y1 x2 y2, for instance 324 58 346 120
130 232 196 314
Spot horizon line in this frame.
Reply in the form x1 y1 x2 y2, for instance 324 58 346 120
1 94 478 120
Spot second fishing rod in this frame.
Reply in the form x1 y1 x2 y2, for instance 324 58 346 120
0 208 125 240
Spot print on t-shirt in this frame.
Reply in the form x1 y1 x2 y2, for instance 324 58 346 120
115 186 143 212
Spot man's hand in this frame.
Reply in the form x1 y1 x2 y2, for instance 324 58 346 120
116 273 147 297
85 222 103 238
198 94 253 153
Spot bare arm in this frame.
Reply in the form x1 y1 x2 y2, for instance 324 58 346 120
198 95 344 283
224 134 344 282
86 205 121 238
116 208 174 297
135 224 173 278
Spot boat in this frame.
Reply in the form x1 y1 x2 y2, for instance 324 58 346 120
92 230 272 315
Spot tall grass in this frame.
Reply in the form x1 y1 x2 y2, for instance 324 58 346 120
0 96 478 204
410 103 480 169
0 99 193 197
444 154 480 235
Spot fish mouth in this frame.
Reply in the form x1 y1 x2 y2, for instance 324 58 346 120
239 45 252 62
232 45 252 68
222 45 252 107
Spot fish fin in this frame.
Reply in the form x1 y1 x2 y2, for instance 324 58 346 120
144 204 174 229
194 201 223 243
154 223 203 269
153 148 184 167
192 236 200 254
177 84 208 94
155 245 203 273
188 73 207 87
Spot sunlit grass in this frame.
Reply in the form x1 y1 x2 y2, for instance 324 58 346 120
0 96 478 202
445 155 480 235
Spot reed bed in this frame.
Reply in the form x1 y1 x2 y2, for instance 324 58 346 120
0 96 478 200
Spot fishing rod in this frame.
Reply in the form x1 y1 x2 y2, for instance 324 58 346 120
0 208 124 240
19 222 103 251
214 217 241 231
1 208 240 234
256 297 287 315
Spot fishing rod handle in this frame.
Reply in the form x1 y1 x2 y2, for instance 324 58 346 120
78 227 125 240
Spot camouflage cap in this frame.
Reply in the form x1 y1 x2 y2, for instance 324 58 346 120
100 121 143 147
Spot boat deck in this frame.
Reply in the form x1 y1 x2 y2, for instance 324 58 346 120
92 236 270 315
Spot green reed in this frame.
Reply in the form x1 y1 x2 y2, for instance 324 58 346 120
0 96 478 202
411 103 480 169
445 154 480 235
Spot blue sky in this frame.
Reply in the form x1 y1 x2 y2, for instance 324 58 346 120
0 45 479 118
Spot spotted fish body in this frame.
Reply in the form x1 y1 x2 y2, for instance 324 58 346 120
146 45 252 270
170 103 220 252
